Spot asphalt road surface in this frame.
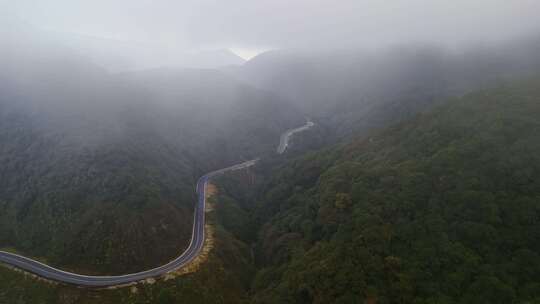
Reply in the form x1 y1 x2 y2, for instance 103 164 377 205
277 119 315 154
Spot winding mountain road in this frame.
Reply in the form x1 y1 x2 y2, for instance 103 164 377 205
0 160 257 287
0 118 312 287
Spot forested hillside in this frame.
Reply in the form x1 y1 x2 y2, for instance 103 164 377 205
251 79 540 303
0 30 302 274
229 36 540 140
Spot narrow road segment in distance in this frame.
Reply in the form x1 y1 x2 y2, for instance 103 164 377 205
277 119 315 154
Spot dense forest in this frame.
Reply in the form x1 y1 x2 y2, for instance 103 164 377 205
250 79 540 303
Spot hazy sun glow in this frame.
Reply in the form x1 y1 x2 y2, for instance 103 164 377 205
230 47 270 61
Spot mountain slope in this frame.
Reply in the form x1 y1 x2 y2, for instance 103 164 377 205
252 79 540 303
0 31 302 274
230 37 540 140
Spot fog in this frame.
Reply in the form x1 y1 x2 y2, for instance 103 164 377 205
1 0 540 129
2 0 540 69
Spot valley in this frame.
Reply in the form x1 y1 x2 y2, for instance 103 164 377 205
1 7 540 303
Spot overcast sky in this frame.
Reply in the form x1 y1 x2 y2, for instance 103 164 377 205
3 0 540 58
